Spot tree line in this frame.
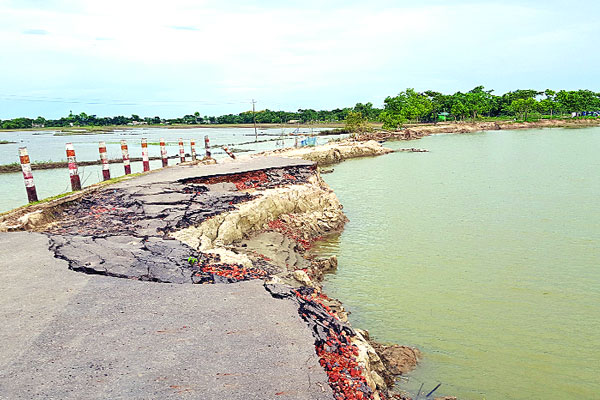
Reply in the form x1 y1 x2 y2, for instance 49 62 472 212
0 105 381 130
2 87 599 130
380 87 600 129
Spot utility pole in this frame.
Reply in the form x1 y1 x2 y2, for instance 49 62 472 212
252 99 258 142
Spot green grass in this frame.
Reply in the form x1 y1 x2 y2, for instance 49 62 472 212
0 140 17 144
0 191 76 217
96 172 143 186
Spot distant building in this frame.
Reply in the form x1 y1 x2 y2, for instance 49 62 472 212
287 119 300 124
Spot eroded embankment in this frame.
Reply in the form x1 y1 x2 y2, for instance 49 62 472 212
1 143 423 400
354 118 600 142
258 139 395 166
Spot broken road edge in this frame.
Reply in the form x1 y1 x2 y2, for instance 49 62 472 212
0 140 431 400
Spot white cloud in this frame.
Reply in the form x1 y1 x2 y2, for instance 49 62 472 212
0 0 598 118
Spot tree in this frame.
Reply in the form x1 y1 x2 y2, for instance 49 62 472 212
424 90 449 118
344 111 373 135
353 102 382 121
33 116 46 127
539 90 557 118
464 86 494 120
509 98 538 121
450 95 469 121
380 88 433 130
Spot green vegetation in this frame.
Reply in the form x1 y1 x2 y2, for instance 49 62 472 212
0 140 16 144
0 160 67 173
2 88 599 131
380 87 600 129
344 111 373 135
0 108 372 130
97 172 143 186
187 257 198 266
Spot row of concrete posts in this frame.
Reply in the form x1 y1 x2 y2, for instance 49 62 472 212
18 135 236 204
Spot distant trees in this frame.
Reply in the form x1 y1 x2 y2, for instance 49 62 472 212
2 87 600 130
0 117 33 129
379 87 600 129
381 88 434 129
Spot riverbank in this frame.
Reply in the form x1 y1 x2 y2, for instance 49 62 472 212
357 117 600 141
0 141 431 399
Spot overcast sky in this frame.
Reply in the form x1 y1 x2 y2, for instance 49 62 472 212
1 0 598 119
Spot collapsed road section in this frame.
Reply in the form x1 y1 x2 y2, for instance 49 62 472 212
34 158 317 283
0 144 422 400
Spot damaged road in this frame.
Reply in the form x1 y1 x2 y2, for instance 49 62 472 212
1 150 414 400
0 232 332 400
41 158 316 283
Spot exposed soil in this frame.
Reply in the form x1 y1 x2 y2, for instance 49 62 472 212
37 166 315 283
355 118 600 142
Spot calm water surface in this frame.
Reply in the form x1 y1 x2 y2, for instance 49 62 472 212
313 128 600 399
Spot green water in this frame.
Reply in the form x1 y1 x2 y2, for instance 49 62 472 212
313 128 600 400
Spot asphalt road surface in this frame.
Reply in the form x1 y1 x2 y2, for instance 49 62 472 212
0 232 332 399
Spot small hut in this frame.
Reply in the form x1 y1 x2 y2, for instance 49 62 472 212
438 112 450 122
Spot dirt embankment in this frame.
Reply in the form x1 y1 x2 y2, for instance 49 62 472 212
355 118 600 142
256 140 395 166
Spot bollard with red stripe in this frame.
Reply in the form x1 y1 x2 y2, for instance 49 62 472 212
190 139 197 161
141 138 150 172
98 141 110 181
204 135 211 158
18 147 38 202
222 145 236 159
160 138 168 167
65 142 81 191
178 138 185 163
121 140 131 175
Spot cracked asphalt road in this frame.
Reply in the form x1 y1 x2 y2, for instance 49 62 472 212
0 232 332 399
43 157 314 283
0 157 334 399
